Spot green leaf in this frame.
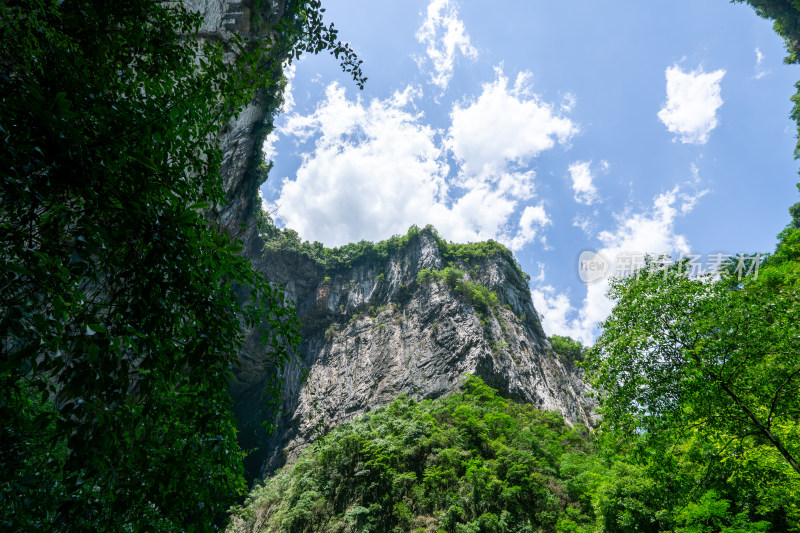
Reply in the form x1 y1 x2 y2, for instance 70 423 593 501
87 323 107 334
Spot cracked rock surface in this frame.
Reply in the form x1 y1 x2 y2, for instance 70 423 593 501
234 230 597 480
188 0 596 484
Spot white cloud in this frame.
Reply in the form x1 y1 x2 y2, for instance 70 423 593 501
531 262 546 284
268 77 570 249
532 285 595 344
416 0 478 90
521 204 549 228
281 63 297 114
262 132 278 163
266 61 579 250
269 84 449 246
568 161 599 205
561 93 577 113
532 181 707 344
657 65 726 144
507 204 551 251
754 47 769 80
447 69 578 180
572 214 595 236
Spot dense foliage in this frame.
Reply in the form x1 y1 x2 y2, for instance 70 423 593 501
231 377 597 533
232 377 794 532
263 224 531 282
587 247 800 472
584 246 800 530
548 336 586 365
0 0 361 530
575 223 800 532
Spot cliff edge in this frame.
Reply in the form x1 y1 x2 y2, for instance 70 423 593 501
232 227 596 480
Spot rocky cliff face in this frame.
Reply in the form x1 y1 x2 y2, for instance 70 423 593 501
231 229 596 481
187 0 287 238
187 0 595 484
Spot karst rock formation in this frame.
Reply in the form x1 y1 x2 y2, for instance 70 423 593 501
186 0 595 483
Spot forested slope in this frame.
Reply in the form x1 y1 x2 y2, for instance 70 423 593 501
230 377 797 532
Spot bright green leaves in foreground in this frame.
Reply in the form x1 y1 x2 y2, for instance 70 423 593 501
585 220 800 530
587 241 800 475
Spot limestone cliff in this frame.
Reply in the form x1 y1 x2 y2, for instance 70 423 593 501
187 0 288 239
186 0 595 484
231 229 596 481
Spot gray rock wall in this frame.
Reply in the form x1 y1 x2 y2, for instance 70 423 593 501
234 230 596 480
187 0 596 484
186 0 287 236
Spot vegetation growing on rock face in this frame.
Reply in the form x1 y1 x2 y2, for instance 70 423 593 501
417 267 501 325
262 224 531 281
548 336 586 365
263 224 532 335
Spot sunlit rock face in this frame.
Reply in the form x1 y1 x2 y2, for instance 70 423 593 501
233 229 597 481
190 0 595 484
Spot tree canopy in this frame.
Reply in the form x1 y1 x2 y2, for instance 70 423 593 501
587 250 800 471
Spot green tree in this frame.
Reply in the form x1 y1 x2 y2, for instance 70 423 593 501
587 252 800 476
0 0 362 529
549 335 586 364
584 236 800 529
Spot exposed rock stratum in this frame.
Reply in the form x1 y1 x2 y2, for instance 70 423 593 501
187 0 596 484
236 230 597 480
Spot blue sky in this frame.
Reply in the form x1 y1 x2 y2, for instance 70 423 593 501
260 0 799 343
